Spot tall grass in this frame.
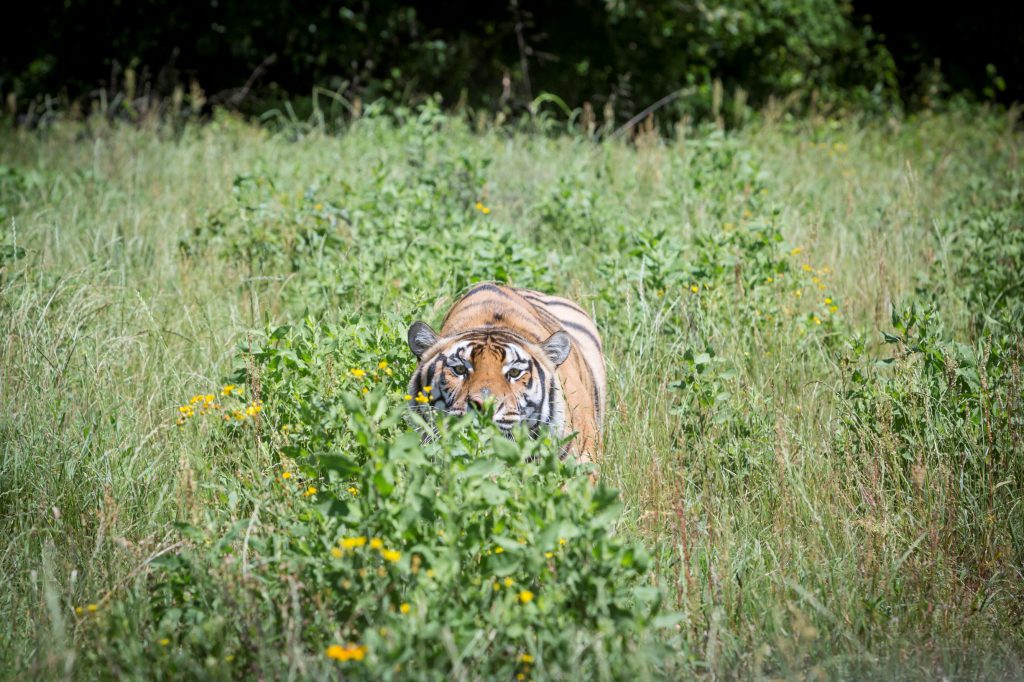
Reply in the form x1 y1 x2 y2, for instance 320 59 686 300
1 104 1021 678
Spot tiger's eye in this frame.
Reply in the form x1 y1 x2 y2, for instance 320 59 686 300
507 368 522 379
452 365 468 377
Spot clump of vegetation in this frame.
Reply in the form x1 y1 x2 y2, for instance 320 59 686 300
1 103 1021 679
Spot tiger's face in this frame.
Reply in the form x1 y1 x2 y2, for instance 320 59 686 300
406 321 571 433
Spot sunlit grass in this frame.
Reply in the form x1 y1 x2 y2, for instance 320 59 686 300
1 105 1021 678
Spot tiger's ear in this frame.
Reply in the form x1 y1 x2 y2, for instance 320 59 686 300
540 331 571 367
407 321 439 360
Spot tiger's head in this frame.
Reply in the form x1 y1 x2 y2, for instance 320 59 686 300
405 321 571 433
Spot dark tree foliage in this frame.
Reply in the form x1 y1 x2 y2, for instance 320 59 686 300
0 0 1018 120
854 0 1023 106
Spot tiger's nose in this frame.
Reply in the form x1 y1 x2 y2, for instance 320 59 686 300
468 388 491 411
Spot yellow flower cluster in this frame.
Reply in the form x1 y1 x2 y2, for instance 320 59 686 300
349 361 395 395
518 652 535 680
177 393 219 424
408 385 432 404
326 643 367 662
334 536 402 563
474 201 492 215
176 386 260 426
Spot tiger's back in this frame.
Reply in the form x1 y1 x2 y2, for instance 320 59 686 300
407 283 606 464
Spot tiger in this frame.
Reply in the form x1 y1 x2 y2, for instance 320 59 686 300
406 282 606 469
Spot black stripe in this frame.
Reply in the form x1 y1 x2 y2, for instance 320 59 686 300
522 294 589 317
560 320 603 351
446 300 505 316
464 283 512 299
424 360 439 392
546 374 555 424
534 361 547 403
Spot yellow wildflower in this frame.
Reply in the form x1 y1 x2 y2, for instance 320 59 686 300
494 546 504 554
304 486 318 497
86 603 99 612
341 536 367 549
370 538 383 550
350 368 366 379
245 402 262 416
518 590 534 604
824 297 833 304
493 581 502 590
403 394 412 401
221 385 237 396
282 472 292 480
813 316 822 325
517 675 525 681
382 549 401 563
399 602 410 614
545 552 554 559
519 653 535 663
829 305 839 314
690 284 699 293
348 486 359 495
159 638 170 646
504 577 514 587
423 385 432 394
378 360 389 369
558 538 567 546
362 387 369 394
415 394 429 404
330 547 343 558
802 263 813 272
74 606 83 615
790 247 803 256
314 203 323 211
326 643 367 662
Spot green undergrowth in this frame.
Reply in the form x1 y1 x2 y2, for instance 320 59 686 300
1 103 1022 679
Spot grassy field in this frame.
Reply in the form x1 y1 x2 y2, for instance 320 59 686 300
1 103 1022 679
